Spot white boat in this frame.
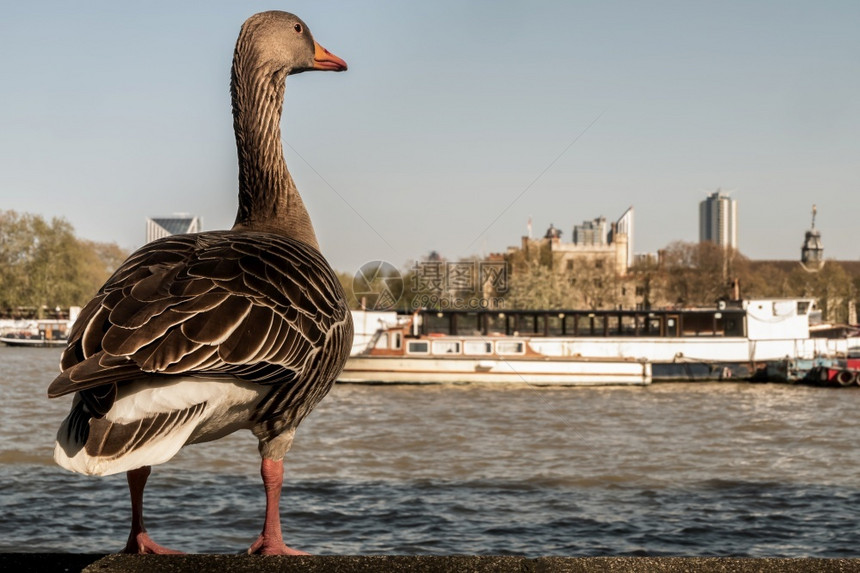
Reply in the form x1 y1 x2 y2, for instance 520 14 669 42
518 299 858 380
346 299 860 382
341 314 651 386
0 319 70 348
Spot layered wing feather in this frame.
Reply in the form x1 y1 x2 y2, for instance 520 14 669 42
48 231 352 420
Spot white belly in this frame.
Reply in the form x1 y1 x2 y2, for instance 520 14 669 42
54 376 269 476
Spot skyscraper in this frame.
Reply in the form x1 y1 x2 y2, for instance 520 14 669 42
146 215 202 243
699 190 738 249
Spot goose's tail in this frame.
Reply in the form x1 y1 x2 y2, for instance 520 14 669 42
53 377 263 476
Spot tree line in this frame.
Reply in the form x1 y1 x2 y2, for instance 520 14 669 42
337 242 860 324
650 241 858 323
5 208 856 324
503 240 860 323
0 210 128 317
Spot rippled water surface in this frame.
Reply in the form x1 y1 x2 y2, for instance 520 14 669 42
2 346 860 556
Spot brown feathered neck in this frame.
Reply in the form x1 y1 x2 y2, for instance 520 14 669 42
229 23 319 250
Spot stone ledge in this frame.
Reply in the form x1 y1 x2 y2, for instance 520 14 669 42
4 554 860 573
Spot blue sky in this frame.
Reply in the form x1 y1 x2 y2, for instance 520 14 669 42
1 1 858 274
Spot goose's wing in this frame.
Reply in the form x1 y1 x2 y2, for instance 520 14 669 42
48 231 350 411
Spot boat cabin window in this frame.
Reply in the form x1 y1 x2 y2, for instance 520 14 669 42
406 341 430 354
463 340 493 355
495 340 525 355
373 332 402 350
432 340 461 355
723 315 744 336
665 317 677 337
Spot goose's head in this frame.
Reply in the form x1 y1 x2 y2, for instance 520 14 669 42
239 11 347 76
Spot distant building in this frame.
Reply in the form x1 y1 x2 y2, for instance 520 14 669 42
801 205 824 271
612 207 634 268
699 189 738 249
501 209 636 309
568 210 633 269
146 215 202 243
544 223 563 240
509 209 633 278
572 216 606 246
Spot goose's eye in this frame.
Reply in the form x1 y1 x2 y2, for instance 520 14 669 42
293 23 303 33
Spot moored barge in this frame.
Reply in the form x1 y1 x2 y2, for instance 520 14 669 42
346 299 859 382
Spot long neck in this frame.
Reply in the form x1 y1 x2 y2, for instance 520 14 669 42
230 41 319 249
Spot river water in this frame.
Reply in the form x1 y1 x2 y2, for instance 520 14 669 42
1 346 859 556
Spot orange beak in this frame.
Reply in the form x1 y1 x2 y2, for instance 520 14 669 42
313 41 348 71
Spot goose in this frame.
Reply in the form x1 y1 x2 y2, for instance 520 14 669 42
47 11 353 555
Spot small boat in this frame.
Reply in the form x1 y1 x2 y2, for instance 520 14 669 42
807 357 860 387
340 313 652 386
0 320 70 348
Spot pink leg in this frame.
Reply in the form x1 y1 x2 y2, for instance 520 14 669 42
247 458 308 555
121 466 182 554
